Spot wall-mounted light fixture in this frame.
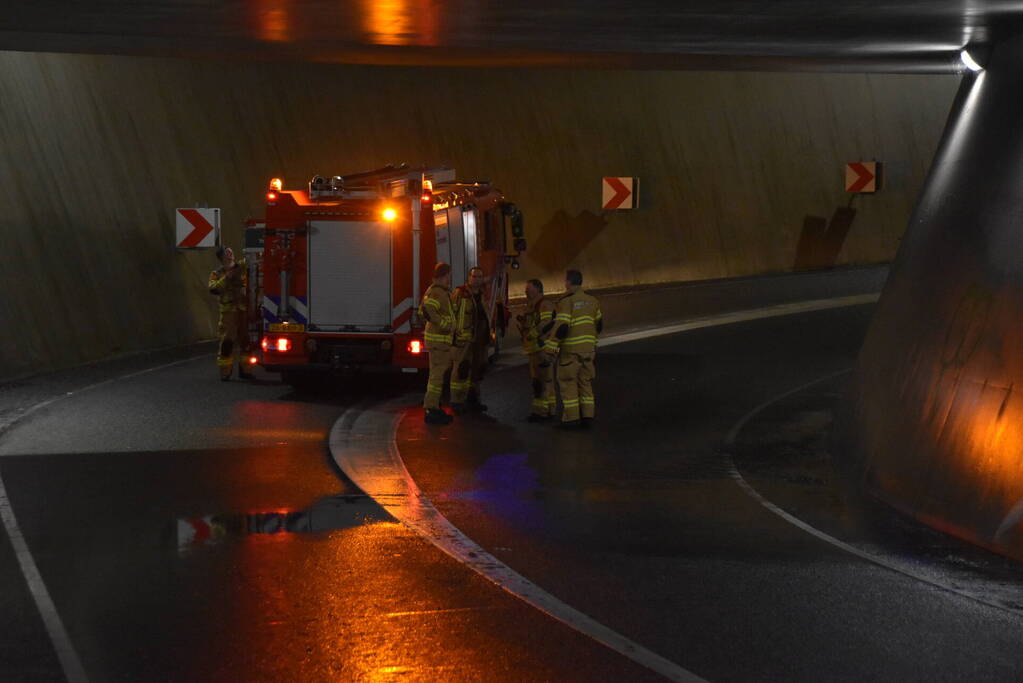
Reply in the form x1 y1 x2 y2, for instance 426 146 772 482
960 49 983 72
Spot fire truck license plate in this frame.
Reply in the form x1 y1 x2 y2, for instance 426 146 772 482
269 323 305 332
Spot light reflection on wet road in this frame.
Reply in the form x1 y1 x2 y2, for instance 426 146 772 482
0 364 658 681
2 303 1023 680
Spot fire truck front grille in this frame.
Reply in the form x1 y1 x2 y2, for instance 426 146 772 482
314 340 391 367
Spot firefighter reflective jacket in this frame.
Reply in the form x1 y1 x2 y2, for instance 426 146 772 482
208 258 248 313
522 296 555 354
420 283 454 348
452 285 489 345
543 286 602 355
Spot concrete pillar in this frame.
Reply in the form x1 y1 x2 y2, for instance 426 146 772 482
853 35 1023 559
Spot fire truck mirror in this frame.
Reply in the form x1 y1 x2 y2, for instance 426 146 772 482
511 212 524 238
514 238 527 253
501 202 517 216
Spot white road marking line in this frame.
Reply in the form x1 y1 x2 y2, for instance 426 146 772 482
329 402 708 683
494 293 880 369
0 292 881 682
330 291 884 680
0 475 88 683
722 370 1023 619
0 352 211 683
600 293 880 348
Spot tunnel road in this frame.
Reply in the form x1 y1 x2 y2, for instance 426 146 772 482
2 301 1023 681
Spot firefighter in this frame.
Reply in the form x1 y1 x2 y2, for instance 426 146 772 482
419 262 455 425
517 278 556 421
449 266 491 414
543 269 602 429
209 246 254 381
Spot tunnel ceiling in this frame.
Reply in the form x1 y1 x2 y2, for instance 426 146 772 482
0 1 1016 72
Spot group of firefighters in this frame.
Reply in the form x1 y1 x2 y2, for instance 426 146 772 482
420 261 602 429
208 247 603 428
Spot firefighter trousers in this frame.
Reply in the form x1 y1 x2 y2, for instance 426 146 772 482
424 344 454 411
528 352 556 416
557 352 595 422
451 341 486 404
216 310 249 378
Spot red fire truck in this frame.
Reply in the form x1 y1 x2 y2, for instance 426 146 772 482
251 165 526 386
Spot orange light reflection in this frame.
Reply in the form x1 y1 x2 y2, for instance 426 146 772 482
256 0 291 42
215 428 325 441
360 0 439 47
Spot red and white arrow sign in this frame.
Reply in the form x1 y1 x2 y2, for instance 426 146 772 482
176 208 220 248
602 177 638 210
845 162 879 193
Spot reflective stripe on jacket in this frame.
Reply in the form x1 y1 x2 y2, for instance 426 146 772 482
451 285 477 344
522 297 555 354
543 287 602 355
208 258 248 314
420 283 454 347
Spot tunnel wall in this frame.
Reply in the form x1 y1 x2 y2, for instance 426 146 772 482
853 37 1023 561
0 50 958 378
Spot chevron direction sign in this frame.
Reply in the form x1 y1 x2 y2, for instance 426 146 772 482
602 177 638 210
846 162 880 193
176 208 220 248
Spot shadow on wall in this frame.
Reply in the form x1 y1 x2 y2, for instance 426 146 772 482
794 206 857 270
528 210 609 272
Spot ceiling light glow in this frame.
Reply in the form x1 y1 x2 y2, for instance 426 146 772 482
961 49 983 72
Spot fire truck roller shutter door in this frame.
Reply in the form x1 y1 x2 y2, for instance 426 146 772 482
434 209 451 266
447 208 466 287
462 209 478 271
307 220 392 330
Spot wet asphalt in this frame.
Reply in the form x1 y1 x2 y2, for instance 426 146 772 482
398 304 1023 681
2 301 1023 681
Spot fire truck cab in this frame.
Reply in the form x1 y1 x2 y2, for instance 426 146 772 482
253 165 525 386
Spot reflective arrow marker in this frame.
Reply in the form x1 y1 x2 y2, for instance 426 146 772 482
602 176 637 210
846 162 879 193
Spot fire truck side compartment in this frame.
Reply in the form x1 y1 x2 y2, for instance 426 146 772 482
308 220 392 332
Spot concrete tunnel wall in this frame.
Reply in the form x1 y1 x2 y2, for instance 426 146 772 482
0 50 959 379
852 34 1023 562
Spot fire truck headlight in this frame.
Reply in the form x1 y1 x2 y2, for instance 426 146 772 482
248 356 259 365
382 207 398 222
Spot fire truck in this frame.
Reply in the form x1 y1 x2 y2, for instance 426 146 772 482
250 165 526 386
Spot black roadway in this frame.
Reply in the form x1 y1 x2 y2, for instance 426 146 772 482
2 302 1022 681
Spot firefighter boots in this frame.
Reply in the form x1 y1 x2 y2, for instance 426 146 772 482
425 408 453 425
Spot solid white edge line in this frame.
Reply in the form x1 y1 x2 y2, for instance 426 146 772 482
599 293 880 349
494 293 879 370
0 475 88 683
329 403 708 683
722 371 1023 619
0 351 212 683
327 291 885 681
